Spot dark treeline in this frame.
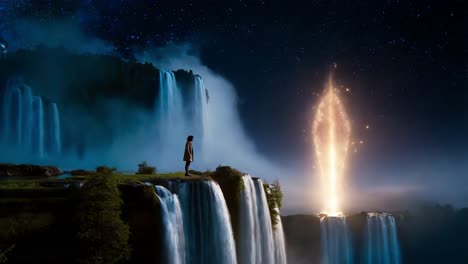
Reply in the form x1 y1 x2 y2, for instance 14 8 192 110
399 204 468 263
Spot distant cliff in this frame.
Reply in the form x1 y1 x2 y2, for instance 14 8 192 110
0 47 200 157
282 207 468 264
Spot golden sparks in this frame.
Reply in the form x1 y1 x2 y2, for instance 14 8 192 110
312 76 351 216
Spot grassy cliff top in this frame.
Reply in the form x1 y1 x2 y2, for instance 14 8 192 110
0 171 210 190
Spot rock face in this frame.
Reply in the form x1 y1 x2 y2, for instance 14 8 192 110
282 214 322 264
0 163 63 177
0 47 201 158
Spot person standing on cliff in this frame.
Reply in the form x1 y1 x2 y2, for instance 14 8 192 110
183 135 194 176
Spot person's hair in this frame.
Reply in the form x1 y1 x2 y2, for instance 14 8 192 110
187 135 194 142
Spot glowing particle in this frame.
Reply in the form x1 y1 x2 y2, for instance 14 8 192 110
312 76 351 216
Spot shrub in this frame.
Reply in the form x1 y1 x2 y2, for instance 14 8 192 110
264 181 283 228
77 171 130 264
96 166 117 174
137 161 156 174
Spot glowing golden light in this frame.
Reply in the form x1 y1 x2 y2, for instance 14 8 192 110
313 76 351 216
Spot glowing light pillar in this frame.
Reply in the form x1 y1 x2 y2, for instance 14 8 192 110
313 77 351 216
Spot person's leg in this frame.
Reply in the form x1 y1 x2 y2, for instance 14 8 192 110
185 161 191 176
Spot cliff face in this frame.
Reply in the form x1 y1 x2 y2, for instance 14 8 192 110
0 47 159 109
0 47 199 157
0 182 163 264
282 215 322 264
282 208 468 264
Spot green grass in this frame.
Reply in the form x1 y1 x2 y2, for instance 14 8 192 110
0 171 211 190
0 179 45 189
0 213 55 241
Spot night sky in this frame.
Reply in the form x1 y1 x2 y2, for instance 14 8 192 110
1 0 467 211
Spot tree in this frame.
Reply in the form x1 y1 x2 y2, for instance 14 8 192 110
264 181 283 227
77 171 130 264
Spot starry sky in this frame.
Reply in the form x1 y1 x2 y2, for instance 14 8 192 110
1 0 467 211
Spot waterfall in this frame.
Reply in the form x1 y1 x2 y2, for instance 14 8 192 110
21 85 33 148
239 175 261 264
155 185 186 264
320 216 353 264
194 76 208 138
155 70 189 168
1 78 62 160
32 96 44 158
273 207 287 264
238 175 287 264
254 178 275 263
178 180 237 264
365 213 401 264
158 70 183 127
50 102 61 154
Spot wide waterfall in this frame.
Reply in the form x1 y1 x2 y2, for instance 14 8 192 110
158 70 183 130
238 175 283 263
155 185 186 264
320 216 353 264
364 213 401 264
1 78 62 160
154 70 209 169
178 180 236 264
155 177 288 264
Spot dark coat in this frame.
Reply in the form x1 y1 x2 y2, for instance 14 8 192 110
183 141 193 162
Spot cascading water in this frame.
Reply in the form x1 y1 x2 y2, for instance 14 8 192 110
238 175 261 264
273 207 287 264
364 213 401 264
1 78 62 160
320 216 353 264
21 85 33 147
178 180 236 264
154 70 209 169
155 185 186 264
194 75 208 138
238 175 288 264
158 70 183 126
32 96 44 158
254 178 275 263
50 102 61 154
